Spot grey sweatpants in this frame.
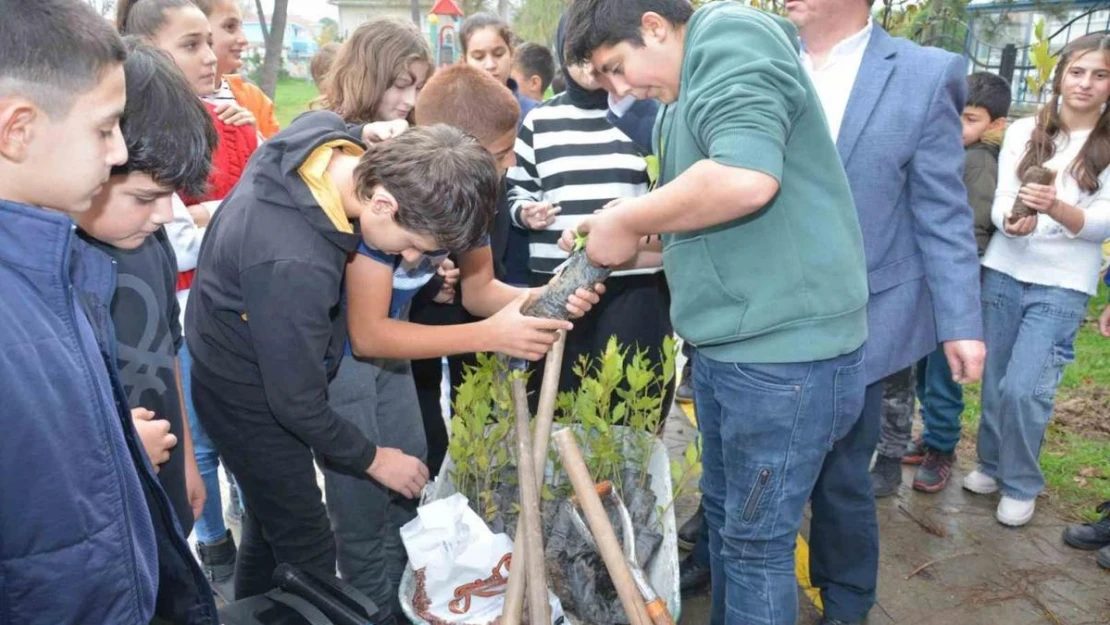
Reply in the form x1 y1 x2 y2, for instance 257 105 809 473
875 365 917 460
324 355 428 617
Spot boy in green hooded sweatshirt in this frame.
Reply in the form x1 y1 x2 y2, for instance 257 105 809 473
562 1 869 623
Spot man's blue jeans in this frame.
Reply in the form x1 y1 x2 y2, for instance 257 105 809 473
915 345 964 454
978 268 1087 501
693 348 866 625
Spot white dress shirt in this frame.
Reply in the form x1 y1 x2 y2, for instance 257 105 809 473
801 18 874 142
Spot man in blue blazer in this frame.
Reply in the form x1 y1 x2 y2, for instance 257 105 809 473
789 1 986 623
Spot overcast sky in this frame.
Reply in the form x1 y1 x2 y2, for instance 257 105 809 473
263 0 338 22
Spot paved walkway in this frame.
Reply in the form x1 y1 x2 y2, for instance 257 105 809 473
662 404 1110 625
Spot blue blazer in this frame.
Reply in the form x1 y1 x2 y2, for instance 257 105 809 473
839 27 983 383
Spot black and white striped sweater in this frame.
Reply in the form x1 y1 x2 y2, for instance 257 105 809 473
505 89 659 276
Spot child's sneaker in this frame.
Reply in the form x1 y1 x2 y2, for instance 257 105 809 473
902 437 927 465
962 469 999 494
996 496 1036 527
1062 501 1110 550
912 448 954 493
197 529 237 587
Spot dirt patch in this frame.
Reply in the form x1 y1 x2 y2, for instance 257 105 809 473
1053 383 1110 439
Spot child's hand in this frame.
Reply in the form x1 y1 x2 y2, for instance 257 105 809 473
361 119 409 145
366 447 429 499
1018 183 1057 214
484 291 572 361
1004 212 1038 236
563 284 605 319
131 408 177 472
520 202 560 230
557 227 578 253
433 258 460 304
187 203 211 227
1099 305 1110 338
213 101 256 127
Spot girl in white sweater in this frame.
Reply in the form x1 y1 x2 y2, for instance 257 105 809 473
965 33 1110 527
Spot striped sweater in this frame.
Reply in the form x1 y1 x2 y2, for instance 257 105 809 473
506 88 658 276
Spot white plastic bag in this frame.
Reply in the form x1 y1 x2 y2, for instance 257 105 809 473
400 494 564 624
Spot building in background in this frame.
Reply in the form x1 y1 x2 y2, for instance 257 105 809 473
330 0 435 37
241 9 321 79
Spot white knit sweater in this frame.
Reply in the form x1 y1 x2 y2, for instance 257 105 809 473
983 116 1110 295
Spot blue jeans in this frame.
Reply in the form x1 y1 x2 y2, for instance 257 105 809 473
693 348 865 625
915 345 964 453
181 345 232 545
978 268 1086 501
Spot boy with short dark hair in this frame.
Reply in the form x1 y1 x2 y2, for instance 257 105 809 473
185 112 501 598
72 37 218 541
511 41 556 102
900 71 1011 493
563 0 869 620
0 2 217 623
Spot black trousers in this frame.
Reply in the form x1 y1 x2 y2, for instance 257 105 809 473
191 375 336 600
526 271 674 425
407 298 471 479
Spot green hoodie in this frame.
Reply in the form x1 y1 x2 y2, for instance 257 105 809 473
656 2 869 364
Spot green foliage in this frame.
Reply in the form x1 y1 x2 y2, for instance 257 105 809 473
513 0 567 47
316 17 340 46
554 335 677 495
1025 18 1059 101
448 353 516 524
446 337 678 525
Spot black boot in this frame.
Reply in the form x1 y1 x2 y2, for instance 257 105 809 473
679 552 711 597
677 503 703 550
870 455 902 498
676 361 694 404
1063 501 1110 550
197 529 237 601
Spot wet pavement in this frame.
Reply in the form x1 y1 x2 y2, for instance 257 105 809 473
662 403 1110 625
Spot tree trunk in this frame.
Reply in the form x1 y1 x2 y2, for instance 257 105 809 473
253 0 269 41
498 0 509 19
411 0 421 26
259 0 289 99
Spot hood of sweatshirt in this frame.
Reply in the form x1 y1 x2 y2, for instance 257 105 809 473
249 110 364 251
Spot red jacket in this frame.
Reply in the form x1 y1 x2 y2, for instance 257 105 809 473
178 102 259 291
182 102 259 205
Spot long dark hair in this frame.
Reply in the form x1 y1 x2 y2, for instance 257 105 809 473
1019 33 1110 193
459 12 515 56
116 0 198 37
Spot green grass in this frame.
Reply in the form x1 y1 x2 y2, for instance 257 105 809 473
958 284 1110 521
273 77 319 128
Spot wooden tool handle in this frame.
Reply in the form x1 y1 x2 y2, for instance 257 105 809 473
530 330 566 492
503 332 566 625
512 377 550 625
554 429 651 625
500 531 526 625
645 598 676 625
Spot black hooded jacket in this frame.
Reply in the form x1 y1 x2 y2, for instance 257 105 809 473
185 111 377 475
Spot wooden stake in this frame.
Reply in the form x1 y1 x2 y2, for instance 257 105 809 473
531 330 566 492
554 429 650 625
502 333 566 624
510 376 549 625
